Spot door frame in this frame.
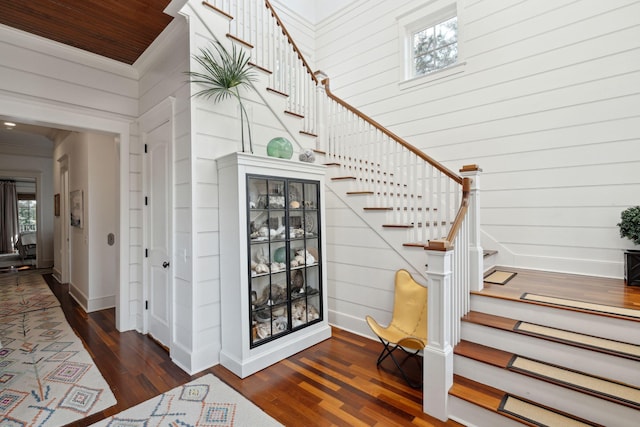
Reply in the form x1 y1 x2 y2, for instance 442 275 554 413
58 160 70 283
0 94 131 331
139 97 175 340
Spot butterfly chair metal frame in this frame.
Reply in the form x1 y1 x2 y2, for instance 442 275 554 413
365 269 428 388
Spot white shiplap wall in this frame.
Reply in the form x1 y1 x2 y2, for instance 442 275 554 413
313 0 640 282
169 0 318 373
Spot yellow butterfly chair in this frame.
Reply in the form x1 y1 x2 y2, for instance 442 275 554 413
365 269 428 388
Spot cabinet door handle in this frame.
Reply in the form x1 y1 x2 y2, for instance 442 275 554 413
162 261 170 268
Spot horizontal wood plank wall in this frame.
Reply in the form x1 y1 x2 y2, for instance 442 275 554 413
314 0 640 278
0 24 139 327
325 189 425 338
138 17 200 371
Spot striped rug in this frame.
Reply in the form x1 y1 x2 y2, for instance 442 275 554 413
520 293 640 319
499 395 598 426
514 321 640 360
508 356 640 408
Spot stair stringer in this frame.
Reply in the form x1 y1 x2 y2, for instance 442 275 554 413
324 178 431 278
185 2 314 157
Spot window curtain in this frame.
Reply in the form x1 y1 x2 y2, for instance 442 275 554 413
0 180 19 254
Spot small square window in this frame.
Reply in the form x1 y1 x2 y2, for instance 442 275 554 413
412 16 458 78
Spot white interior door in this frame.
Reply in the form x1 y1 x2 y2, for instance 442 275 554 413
144 120 172 348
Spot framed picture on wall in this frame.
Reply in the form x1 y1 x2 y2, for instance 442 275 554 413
70 190 83 228
54 193 60 217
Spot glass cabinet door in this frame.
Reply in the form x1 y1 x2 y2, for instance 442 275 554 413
247 175 322 347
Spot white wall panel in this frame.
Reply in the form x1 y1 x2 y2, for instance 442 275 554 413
314 0 640 284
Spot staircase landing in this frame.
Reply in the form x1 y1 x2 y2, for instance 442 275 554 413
476 267 640 318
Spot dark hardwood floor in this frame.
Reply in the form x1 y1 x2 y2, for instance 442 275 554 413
42 274 460 427
479 266 640 315
41 267 640 426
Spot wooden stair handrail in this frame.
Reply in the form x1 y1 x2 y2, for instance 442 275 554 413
264 0 318 84
260 0 471 249
321 78 463 185
427 177 471 251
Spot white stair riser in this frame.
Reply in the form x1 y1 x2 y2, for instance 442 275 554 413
461 322 640 387
471 295 640 345
454 356 639 427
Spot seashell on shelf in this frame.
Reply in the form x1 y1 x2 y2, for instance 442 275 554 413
307 303 319 321
294 255 305 265
292 270 304 288
307 246 318 261
254 263 269 274
255 323 271 339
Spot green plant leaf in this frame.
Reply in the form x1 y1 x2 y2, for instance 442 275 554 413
618 206 640 245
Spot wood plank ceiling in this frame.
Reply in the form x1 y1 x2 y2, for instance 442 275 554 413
0 0 174 65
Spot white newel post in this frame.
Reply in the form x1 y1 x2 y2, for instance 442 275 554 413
314 70 328 153
460 165 483 292
423 248 454 421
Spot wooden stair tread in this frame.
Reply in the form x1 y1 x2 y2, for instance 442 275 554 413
483 249 498 258
451 375 602 427
463 311 519 331
450 374 505 412
345 190 422 199
202 1 233 20
266 87 288 97
248 62 272 74
455 340 513 368
402 242 427 248
463 311 640 361
226 33 253 48
299 130 318 137
331 176 356 181
284 110 304 119
455 340 640 409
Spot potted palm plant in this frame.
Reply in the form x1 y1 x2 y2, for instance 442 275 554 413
617 205 640 286
187 40 257 153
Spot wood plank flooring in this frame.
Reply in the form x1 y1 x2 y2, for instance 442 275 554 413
41 267 640 426
479 267 640 313
41 274 460 427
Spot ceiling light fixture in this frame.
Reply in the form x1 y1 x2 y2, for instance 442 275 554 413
3 122 16 129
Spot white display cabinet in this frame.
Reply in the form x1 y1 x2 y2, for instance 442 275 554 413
217 152 330 378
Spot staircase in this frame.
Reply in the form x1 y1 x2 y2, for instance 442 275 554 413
185 1 640 425
449 270 640 426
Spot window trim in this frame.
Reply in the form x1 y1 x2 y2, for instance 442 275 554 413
397 2 463 85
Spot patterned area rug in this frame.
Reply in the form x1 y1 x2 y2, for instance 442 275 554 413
90 374 282 427
0 270 60 317
0 270 116 425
